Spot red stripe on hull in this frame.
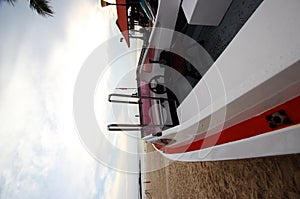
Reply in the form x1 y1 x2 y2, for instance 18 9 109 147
155 95 300 154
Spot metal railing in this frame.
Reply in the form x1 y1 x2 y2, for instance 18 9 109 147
107 93 177 133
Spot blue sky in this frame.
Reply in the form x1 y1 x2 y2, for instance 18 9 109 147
0 0 141 198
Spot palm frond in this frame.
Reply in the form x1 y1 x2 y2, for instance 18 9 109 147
29 0 54 17
2 0 17 5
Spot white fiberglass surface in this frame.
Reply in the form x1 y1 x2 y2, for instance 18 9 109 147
157 0 300 146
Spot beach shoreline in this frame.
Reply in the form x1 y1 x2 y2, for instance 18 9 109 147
141 143 300 199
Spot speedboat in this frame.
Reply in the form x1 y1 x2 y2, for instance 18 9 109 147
108 0 300 161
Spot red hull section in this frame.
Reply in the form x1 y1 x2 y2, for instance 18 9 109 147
156 95 300 154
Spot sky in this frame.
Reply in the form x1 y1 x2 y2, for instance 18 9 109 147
0 0 141 198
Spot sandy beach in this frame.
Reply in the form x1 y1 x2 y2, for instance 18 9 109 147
143 143 300 199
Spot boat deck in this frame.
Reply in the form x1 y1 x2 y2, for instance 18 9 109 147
137 0 263 137
175 0 263 61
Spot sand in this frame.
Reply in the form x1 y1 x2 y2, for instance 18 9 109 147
144 143 300 199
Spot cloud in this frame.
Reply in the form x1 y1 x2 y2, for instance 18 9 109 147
0 0 143 198
0 0 126 199
101 169 140 199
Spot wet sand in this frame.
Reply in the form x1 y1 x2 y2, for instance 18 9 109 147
144 143 300 199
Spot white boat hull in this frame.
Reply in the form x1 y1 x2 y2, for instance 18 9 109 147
140 0 300 161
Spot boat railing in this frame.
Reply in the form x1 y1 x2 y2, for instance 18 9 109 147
108 93 171 103
107 93 177 135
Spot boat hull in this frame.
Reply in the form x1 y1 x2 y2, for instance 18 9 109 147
140 0 300 161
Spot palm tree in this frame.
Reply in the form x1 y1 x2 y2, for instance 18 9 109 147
2 0 54 17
